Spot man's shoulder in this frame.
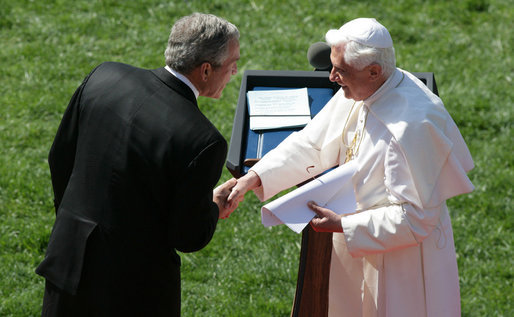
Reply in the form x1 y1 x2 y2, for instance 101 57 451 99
96 61 138 70
89 61 148 78
376 70 447 122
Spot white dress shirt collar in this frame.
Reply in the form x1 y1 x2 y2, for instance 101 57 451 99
164 65 199 99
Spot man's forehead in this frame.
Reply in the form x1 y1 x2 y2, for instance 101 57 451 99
330 45 348 66
229 40 240 56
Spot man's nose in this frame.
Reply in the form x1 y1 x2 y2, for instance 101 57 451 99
328 68 338 83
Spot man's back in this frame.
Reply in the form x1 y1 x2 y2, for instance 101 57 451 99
37 62 226 316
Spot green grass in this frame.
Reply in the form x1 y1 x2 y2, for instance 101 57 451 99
1 0 512 316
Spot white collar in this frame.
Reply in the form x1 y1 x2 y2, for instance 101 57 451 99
164 65 199 99
363 68 403 107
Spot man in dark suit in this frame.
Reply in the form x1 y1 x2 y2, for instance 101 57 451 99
36 13 240 316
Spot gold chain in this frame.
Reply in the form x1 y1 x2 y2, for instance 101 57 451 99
340 73 405 163
341 101 357 148
342 101 367 163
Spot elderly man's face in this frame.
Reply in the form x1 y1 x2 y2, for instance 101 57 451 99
329 44 377 101
204 40 240 99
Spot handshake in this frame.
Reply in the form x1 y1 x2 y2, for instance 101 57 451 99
212 171 344 232
212 171 261 219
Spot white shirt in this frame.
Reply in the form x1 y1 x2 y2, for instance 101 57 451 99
164 65 199 99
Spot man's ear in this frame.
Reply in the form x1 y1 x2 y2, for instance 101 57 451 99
200 62 212 81
368 64 382 81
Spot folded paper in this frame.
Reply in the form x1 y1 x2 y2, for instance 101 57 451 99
261 160 357 233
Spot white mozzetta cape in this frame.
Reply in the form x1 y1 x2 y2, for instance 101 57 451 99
251 69 474 317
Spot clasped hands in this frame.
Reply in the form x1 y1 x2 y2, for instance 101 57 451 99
213 171 343 232
212 171 261 219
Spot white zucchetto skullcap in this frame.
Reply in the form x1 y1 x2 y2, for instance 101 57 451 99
325 18 393 48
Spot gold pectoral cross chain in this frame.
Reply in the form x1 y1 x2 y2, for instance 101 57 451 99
342 101 367 163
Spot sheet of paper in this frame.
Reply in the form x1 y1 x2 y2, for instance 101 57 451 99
247 88 311 130
261 160 357 233
249 116 310 130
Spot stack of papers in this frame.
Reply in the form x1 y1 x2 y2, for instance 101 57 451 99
247 88 311 130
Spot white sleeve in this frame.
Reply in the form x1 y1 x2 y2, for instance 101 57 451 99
341 137 444 257
250 130 326 201
250 90 351 201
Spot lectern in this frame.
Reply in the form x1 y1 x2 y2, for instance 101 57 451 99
226 69 438 316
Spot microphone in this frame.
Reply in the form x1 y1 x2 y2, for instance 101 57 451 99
307 42 332 71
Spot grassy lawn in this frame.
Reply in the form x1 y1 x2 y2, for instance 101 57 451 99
0 0 512 316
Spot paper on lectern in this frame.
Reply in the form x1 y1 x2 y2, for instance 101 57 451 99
261 160 357 233
247 88 311 130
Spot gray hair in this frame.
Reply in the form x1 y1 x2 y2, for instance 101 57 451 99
164 13 239 74
326 36 396 78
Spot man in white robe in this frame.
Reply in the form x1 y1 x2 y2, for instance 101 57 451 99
227 18 474 317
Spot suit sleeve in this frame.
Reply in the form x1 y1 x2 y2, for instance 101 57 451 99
168 138 227 253
48 66 102 211
48 82 85 211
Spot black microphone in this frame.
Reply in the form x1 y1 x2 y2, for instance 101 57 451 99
307 42 332 71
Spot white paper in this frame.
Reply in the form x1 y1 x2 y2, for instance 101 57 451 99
247 88 311 130
261 160 357 233
249 116 311 131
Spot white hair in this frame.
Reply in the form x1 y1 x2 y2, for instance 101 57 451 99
326 31 396 78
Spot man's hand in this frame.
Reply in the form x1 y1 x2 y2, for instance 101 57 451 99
214 178 239 219
226 170 261 210
308 201 344 232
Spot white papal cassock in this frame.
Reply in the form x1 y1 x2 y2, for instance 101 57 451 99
250 68 474 317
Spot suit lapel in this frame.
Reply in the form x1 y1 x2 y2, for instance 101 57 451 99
151 67 197 105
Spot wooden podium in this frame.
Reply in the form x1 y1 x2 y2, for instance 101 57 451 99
290 227 332 316
226 69 438 316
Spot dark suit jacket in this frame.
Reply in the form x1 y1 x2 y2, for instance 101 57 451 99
36 62 227 316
